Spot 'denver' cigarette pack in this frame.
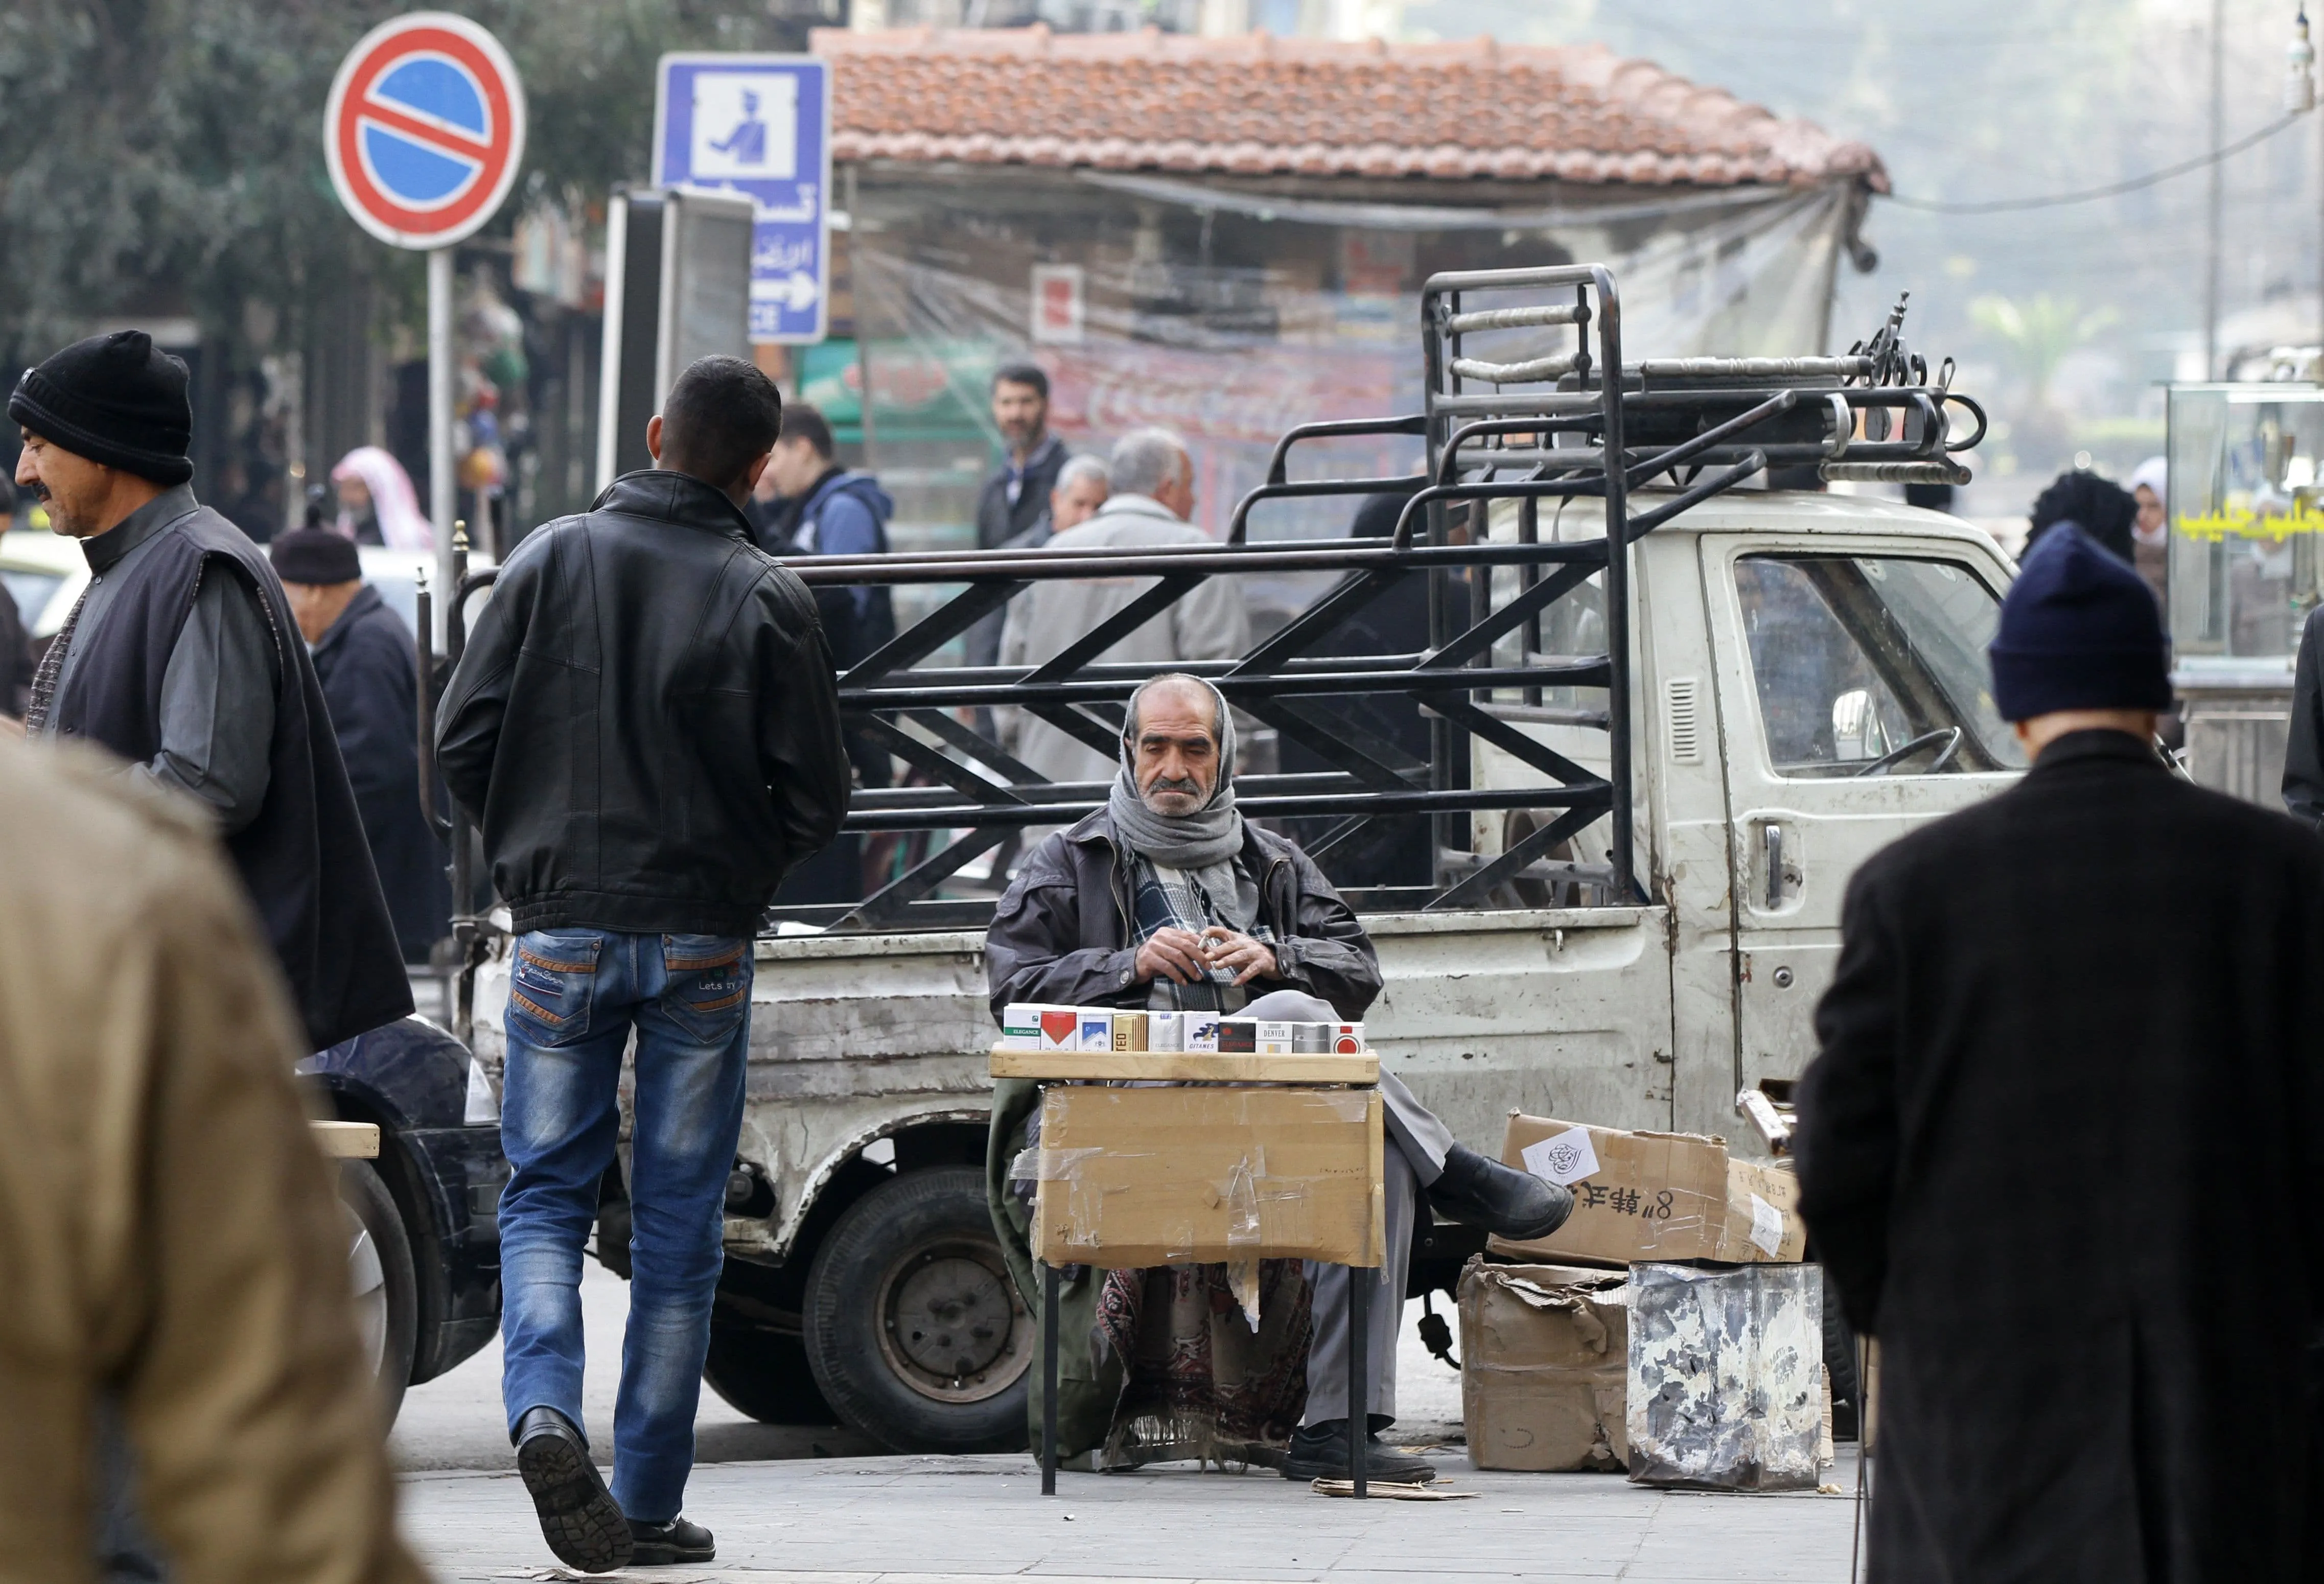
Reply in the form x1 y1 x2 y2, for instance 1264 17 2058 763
1254 1020 1295 1054
1002 1004 1043 1050
1078 1010 1113 1052
1111 1011 1149 1052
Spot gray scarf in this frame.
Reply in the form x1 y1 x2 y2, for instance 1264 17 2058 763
1106 677 1244 868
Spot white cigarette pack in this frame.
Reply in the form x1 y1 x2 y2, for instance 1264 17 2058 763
1254 1020 1295 1054
1001 1003 1043 1050
1149 1011 1186 1052
1333 1022 1365 1054
1186 1013 1223 1053
1036 1007 1082 1051
1078 1010 1113 1052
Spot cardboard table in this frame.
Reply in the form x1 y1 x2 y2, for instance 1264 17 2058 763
990 1044 1387 1495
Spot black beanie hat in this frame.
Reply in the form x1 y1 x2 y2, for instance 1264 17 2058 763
1988 522 2172 723
8 330 194 486
268 527 363 586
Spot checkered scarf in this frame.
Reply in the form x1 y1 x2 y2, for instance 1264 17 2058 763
1128 854 1274 1012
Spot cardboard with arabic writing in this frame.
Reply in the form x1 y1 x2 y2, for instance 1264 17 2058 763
1491 1113 1805 1266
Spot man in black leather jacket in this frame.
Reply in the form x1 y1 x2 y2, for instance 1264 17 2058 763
437 356 848 1571
2287 604 2324 831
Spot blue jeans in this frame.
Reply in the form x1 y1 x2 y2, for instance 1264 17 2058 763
498 928 753 1524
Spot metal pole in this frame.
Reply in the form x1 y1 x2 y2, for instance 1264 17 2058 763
1347 1268 1369 1498
1041 1264 1060 1496
428 245 457 646
2205 0 2225 379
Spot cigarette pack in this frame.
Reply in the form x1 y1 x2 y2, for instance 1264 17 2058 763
1038 1007 1083 1051
1149 1011 1186 1052
1217 1018 1258 1054
1001 1004 1044 1050
1111 1011 1149 1052
1254 1020 1294 1054
1078 1010 1113 1052
1333 1022 1365 1054
1290 1022 1329 1053
1186 1014 1223 1053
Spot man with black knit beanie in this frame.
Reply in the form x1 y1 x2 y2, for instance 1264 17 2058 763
11 329 410 1052
1793 525 2324 1580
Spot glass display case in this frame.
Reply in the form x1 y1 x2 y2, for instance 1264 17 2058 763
2163 383 2323 804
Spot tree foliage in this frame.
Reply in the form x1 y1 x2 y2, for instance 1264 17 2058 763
0 1 803 366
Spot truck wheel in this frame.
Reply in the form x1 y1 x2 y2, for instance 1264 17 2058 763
703 1318 836 1425
802 1168 1032 1453
339 1159 417 1427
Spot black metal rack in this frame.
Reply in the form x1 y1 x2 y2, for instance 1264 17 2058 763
417 263 1984 942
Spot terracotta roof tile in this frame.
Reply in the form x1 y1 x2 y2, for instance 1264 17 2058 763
814 26 1886 191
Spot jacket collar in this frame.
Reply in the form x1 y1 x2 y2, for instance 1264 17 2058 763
312 583 384 658
591 470 755 542
79 483 200 573
2027 727 2169 777
1093 494 1181 524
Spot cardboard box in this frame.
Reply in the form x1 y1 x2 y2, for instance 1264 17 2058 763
1460 1260 1629 1472
1626 1262 1823 1490
1111 1011 1148 1052
1490 1114 1807 1266
1029 1084 1384 1269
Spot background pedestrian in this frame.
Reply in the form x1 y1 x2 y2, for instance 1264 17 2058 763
269 526 451 965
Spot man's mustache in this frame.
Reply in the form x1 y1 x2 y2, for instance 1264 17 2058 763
1145 774 1204 796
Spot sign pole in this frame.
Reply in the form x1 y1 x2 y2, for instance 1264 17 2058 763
428 244 456 645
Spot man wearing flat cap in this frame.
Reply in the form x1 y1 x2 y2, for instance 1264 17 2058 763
1794 525 2324 1581
271 527 451 965
12 330 410 1051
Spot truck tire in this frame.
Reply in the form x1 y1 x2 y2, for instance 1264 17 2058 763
703 1318 836 1425
339 1159 418 1427
801 1167 1032 1453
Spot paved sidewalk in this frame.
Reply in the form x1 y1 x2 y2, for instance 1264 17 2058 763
400 1448 1864 1583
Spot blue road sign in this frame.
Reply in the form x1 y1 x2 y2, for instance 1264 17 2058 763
654 55 832 345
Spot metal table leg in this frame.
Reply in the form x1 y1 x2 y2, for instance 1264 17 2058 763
1349 1263 1368 1498
1041 1262 1060 1496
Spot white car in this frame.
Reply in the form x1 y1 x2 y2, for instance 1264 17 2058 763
3 522 454 649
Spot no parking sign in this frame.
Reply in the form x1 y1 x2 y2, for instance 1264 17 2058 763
324 13 526 250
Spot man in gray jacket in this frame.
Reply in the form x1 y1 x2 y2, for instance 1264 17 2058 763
986 674 1571 1483
995 428 1247 794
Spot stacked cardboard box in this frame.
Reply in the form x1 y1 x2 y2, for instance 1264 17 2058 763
1489 1113 1806 1267
1459 1260 1630 1472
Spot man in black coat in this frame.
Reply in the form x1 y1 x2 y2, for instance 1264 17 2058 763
2285 603 2324 829
1795 524 2324 1582
270 527 451 963
11 330 410 1052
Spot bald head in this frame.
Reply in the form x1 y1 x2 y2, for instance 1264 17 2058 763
1125 674 1225 816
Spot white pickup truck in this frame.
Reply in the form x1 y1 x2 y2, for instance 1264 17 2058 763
462 266 2019 1455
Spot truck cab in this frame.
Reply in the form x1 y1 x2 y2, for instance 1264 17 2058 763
455 263 2016 1456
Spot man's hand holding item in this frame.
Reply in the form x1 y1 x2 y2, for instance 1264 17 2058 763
1200 925 1276 985
1134 926 1210 985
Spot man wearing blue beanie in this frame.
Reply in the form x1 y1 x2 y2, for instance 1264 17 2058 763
1793 524 2324 1581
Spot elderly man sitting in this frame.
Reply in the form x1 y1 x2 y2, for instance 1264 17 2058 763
984 672 1571 1482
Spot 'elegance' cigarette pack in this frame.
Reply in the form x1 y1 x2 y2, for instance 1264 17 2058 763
1148 1011 1186 1052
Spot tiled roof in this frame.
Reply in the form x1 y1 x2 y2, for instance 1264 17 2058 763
811 28 1887 191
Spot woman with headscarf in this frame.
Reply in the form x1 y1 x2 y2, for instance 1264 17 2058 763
330 446 434 552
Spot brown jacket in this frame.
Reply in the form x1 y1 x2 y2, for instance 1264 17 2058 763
0 736 426 1584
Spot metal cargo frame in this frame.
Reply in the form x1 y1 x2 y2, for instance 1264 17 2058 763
420 264 1983 957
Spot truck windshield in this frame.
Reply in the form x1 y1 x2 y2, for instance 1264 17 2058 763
1734 554 2024 777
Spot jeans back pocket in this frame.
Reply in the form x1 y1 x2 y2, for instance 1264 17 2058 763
660 934 752 1045
508 931 603 1047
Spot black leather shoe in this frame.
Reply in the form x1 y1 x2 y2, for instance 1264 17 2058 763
630 1516 716 1565
1427 1143 1574 1241
1280 1419 1437 1484
512 1407 632 1573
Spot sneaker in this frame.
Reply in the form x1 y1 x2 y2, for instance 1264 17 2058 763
1426 1144 1574 1241
630 1516 716 1566
512 1407 633 1573
1280 1419 1437 1484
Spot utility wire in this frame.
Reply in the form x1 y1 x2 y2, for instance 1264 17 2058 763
1883 112 2306 213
